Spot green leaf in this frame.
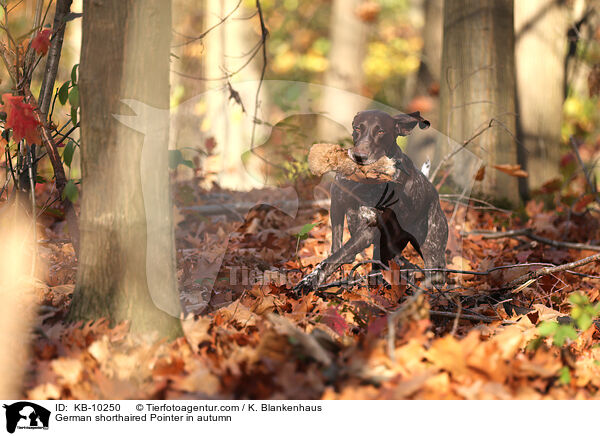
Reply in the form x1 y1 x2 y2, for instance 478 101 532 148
71 107 78 125
576 312 593 331
62 179 78 203
58 81 70 105
69 85 79 109
71 64 79 85
553 325 578 347
62 141 75 168
295 222 318 240
35 175 47 184
168 149 194 169
537 321 558 337
558 366 571 385
569 292 588 306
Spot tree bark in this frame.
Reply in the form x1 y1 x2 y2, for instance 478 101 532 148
319 0 368 137
414 0 443 97
439 0 519 206
69 0 182 338
515 0 568 196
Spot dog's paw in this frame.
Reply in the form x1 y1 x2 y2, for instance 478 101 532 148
293 267 323 296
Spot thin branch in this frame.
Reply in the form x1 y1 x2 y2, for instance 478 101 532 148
172 0 242 48
465 228 600 252
23 88 79 255
506 252 600 288
569 135 600 204
430 310 496 323
249 0 267 150
172 39 263 82
38 0 72 118
429 118 497 183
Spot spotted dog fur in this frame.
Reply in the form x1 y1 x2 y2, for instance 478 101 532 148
294 110 448 294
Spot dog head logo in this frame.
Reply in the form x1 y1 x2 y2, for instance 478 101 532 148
3 402 50 433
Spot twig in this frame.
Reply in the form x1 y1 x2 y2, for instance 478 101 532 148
569 135 600 204
429 310 497 323
23 88 79 255
172 0 242 48
450 296 462 335
28 147 36 276
181 198 330 217
429 118 497 182
387 289 423 361
506 252 600 288
249 0 268 151
465 228 600 252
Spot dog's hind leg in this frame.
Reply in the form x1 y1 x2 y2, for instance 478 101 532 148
421 204 448 288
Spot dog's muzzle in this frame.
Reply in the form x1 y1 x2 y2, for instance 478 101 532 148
348 149 377 166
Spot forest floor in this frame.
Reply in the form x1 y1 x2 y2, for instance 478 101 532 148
24 166 600 400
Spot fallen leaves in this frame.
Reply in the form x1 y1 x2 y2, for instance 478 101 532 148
23 174 600 400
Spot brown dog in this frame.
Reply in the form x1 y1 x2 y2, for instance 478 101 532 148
294 110 448 294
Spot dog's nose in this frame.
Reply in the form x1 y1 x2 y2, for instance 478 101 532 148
352 152 370 164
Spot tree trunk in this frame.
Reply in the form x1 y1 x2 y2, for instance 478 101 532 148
202 0 264 190
515 0 568 196
69 0 182 338
405 0 443 168
439 0 519 206
319 0 368 137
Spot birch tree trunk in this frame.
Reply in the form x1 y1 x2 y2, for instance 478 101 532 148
68 0 182 337
515 0 568 195
439 0 519 205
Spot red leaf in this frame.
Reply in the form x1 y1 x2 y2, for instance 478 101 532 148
321 307 348 336
1 93 41 144
31 28 52 56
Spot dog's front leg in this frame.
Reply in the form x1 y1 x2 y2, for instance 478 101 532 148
294 208 380 295
329 183 345 254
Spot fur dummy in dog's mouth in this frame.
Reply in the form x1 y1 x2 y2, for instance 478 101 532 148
308 143 398 183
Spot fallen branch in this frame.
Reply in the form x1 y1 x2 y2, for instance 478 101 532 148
464 228 600 252
429 310 497 323
182 198 330 217
506 252 600 288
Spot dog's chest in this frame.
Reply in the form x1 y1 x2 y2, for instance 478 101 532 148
335 178 389 208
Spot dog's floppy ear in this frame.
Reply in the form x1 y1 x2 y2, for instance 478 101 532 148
393 111 430 136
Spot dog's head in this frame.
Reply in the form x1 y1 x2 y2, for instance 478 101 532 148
350 110 429 165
